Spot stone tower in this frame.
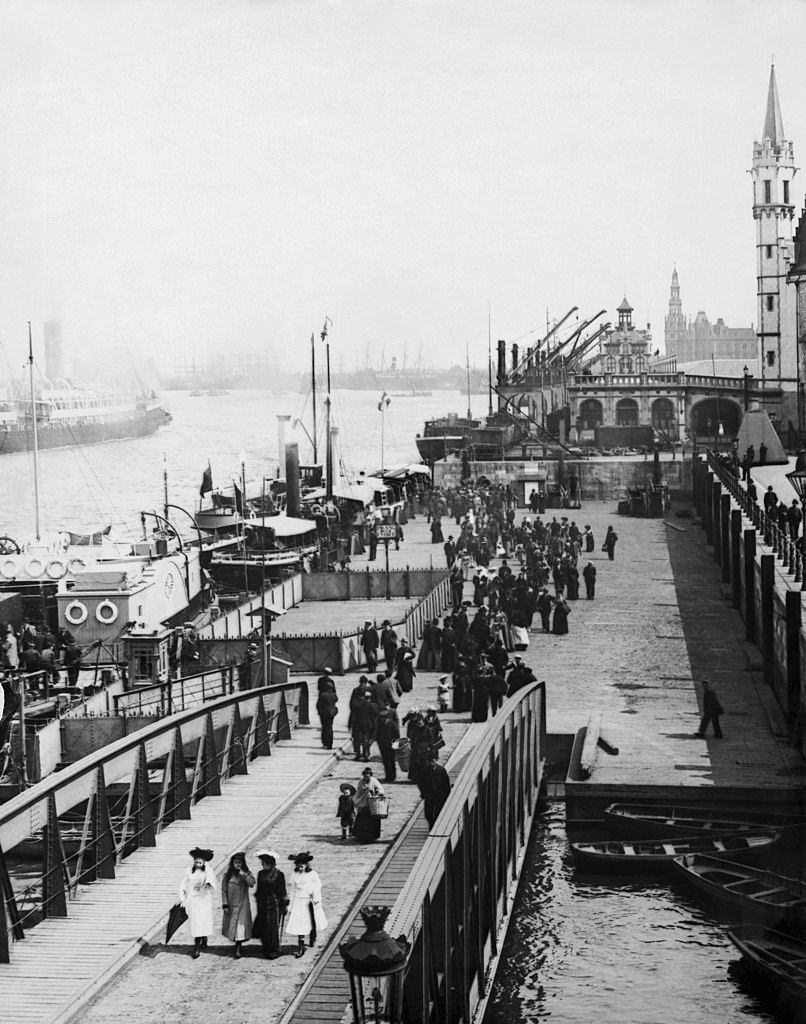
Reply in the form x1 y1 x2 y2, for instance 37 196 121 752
751 65 797 401
664 267 687 356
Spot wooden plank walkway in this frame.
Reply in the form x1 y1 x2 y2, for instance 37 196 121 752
283 726 485 1024
2 722 346 1024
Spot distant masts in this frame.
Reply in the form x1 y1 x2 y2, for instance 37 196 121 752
27 322 41 541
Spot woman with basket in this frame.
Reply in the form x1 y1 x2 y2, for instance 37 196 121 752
351 766 387 843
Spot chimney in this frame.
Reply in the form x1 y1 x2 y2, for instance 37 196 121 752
277 415 292 479
511 344 519 372
497 340 506 386
285 442 300 517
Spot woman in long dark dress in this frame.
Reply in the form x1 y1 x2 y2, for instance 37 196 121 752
416 619 441 670
552 594 570 635
352 767 385 843
430 517 444 543
253 850 287 959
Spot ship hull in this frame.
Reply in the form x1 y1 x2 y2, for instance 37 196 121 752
0 406 172 455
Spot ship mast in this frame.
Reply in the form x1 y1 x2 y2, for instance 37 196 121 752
28 322 41 541
310 333 318 463
487 301 493 417
321 317 333 500
466 341 471 421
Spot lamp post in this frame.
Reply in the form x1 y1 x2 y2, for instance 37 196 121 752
340 905 411 1024
743 364 750 411
378 392 391 473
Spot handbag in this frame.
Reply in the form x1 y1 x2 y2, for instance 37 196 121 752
368 794 390 818
601 543 607 552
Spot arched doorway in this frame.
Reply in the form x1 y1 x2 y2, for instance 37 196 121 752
579 398 603 431
616 398 639 427
652 397 675 432
690 398 742 438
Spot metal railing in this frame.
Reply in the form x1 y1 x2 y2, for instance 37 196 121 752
391 682 546 1023
705 451 806 589
112 665 237 717
0 681 309 963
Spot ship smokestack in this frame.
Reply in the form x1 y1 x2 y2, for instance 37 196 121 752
277 415 292 479
285 442 300 517
511 344 519 373
497 339 506 386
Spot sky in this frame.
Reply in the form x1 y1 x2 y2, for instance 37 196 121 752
1 0 805 377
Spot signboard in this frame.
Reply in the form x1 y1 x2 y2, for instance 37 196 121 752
376 523 397 540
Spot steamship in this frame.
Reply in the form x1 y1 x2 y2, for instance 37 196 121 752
0 382 171 455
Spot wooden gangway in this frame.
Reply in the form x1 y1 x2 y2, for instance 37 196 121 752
0 682 334 1024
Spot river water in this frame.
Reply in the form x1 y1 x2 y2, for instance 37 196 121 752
1 387 489 543
483 806 795 1024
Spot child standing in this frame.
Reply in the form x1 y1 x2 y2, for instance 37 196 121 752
337 782 356 839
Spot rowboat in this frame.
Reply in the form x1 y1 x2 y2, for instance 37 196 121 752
603 802 803 839
727 925 806 1002
673 855 806 928
570 831 781 871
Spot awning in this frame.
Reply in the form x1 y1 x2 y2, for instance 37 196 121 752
382 463 431 479
248 515 319 537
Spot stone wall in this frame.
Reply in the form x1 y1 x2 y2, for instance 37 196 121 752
694 455 805 757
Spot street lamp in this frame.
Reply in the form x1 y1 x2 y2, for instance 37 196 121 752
340 905 411 1024
743 364 751 411
378 392 391 473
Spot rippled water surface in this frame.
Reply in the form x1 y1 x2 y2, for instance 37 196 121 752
1 387 488 540
483 807 796 1024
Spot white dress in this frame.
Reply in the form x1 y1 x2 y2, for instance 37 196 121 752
285 869 327 936
179 864 216 938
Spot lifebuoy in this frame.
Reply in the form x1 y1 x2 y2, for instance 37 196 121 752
65 600 88 625
26 558 44 578
46 558 67 579
95 599 118 624
0 558 17 579
67 557 87 575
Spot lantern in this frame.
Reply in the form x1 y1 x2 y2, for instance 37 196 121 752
339 905 411 1024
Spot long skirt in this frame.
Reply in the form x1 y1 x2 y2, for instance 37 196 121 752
471 687 489 723
254 901 282 955
352 808 381 843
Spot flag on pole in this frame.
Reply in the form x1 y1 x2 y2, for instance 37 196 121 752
233 482 244 515
199 462 213 498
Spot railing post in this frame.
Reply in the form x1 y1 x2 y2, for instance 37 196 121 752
720 493 731 583
42 793 67 919
730 509 741 607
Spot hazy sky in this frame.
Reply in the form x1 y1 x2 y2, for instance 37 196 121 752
1 0 805 375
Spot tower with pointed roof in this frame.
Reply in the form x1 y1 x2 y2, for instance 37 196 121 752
664 267 687 353
751 64 797 395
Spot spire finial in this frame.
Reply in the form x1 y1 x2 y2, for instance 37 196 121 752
762 63 785 144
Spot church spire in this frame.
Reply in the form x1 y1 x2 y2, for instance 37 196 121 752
762 63 785 145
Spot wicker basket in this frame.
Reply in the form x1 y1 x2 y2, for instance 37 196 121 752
368 794 390 818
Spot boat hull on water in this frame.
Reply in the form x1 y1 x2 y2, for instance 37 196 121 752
673 855 806 928
727 925 806 1003
604 802 805 838
0 404 171 454
571 832 781 871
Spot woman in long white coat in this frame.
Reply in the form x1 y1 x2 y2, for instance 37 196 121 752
179 847 216 959
285 851 327 958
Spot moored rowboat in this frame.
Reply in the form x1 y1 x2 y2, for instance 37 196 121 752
727 925 806 1002
570 831 781 871
673 855 806 928
603 802 804 839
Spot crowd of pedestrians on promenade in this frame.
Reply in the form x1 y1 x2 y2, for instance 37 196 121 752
717 445 805 545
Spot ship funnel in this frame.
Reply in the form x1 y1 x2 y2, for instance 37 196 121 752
511 344 519 373
277 415 292 479
285 442 300 516
497 339 506 386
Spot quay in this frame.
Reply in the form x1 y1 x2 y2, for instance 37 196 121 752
0 486 804 1024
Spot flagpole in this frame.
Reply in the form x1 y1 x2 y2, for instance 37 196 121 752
322 318 333 501
310 333 318 464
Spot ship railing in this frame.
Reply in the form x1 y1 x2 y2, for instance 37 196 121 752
0 681 309 962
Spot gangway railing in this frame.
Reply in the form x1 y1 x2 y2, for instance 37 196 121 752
358 681 545 1024
0 680 309 963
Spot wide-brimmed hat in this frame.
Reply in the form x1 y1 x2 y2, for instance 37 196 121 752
289 851 313 864
340 783 357 795
189 847 214 862
404 652 414 661
323 666 333 674
438 675 448 683
255 848 278 862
